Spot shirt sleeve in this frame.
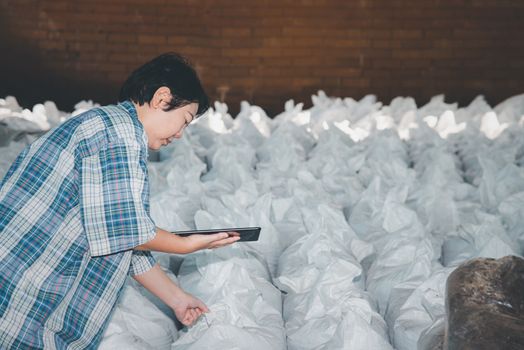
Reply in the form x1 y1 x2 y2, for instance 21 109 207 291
129 250 157 276
79 141 157 257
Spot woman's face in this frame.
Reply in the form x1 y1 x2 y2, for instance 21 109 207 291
136 88 198 150
146 101 197 150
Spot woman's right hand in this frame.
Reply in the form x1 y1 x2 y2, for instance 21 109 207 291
170 291 209 327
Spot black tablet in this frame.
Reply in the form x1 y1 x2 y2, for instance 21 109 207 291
174 227 261 242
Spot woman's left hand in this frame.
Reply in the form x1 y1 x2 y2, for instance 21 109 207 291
184 232 241 252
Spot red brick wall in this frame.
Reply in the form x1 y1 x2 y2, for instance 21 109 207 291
0 0 523 115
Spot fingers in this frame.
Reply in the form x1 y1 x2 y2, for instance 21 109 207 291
182 310 195 326
188 295 210 313
208 235 241 249
196 299 210 313
225 235 241 244
190 308 197 321
191 232 242 251
182 313 191 326
208 232 230 242
181 307 207 326
227 231 240 238
208 231 240 242
173 293 210 327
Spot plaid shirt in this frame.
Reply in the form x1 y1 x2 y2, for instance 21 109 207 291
0 101 157 349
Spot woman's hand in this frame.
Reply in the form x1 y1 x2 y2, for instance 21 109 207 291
170 291 209 326
183 232 241 252
135 229 240 254
133 264 210 327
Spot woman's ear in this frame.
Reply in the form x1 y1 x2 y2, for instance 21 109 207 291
151 86 172 109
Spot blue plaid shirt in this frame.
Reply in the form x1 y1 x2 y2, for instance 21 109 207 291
0 101 157 349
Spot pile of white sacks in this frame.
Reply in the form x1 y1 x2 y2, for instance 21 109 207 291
0 97 99 179
1 91 524 349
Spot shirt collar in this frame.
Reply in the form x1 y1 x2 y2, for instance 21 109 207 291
118 100 149 149
119 100 138 120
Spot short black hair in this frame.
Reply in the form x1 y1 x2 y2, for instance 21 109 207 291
119 52 209 116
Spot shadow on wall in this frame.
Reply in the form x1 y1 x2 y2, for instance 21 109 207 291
0 10 118 111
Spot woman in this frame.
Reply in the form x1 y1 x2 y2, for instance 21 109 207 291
0 53 238 349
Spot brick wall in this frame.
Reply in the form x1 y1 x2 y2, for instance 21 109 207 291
0 0 523 115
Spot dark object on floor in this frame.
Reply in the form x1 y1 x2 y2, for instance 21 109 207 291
445 255 524 350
